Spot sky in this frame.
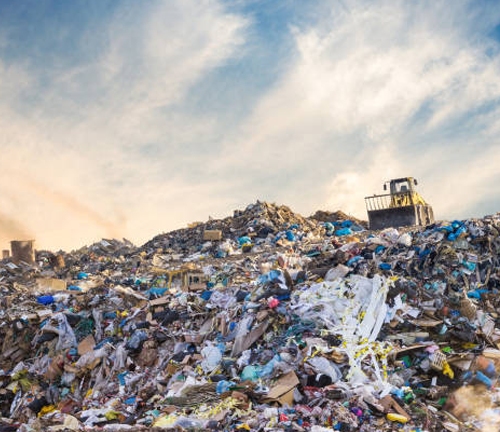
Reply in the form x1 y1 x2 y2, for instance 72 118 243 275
1 0 500 251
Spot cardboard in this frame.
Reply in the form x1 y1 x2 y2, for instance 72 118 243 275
409 318 443 327
263 371 299 405
232 321 269 356
150 296 170 307
380 395 411 421
203 230 222 241
77 335 96 356
45 355 64 381
37 278 67 292
483 348 500 359
184 334 202 343
37 309 53 320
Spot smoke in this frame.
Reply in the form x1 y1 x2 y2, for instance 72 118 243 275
14 174 126 239
0 210 33 247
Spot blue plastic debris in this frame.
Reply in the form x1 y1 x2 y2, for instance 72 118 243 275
238 236 252 246
146 287 168 297
37 295 54 305
347 256 363 266
200 290 213 301
335 228 352 236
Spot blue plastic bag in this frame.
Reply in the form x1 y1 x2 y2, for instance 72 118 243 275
146 287 168 297
241 365 260 382
200 290 213 301
238 236 252 246
335 228 352 236
347 256 362 266
37 295 54 305
216 380 234 393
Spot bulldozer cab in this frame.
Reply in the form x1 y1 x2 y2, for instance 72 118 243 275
385 178 415 194
383 177 427 208
365 177 434 230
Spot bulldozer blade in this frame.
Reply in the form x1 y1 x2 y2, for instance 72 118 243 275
368 204 434 231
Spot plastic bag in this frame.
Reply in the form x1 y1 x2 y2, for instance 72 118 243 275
112 343 128 371
216 380 234 393
37 295 54 305
235 316 254 339
200 343 224 372
241 365 260 382
236 350 251 368
325 265 349 281
398 233 412 246
54 313 77 351
126 330 148 351
307 356 341 382
258 354 281 378
238 236 252 246
92 309 103 341
75 346 108 368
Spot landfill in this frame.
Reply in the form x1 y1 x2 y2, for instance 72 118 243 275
1 200 500 431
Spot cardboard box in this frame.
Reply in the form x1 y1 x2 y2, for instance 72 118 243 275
262 371 299 405
203 230 222 241
37 278 67 292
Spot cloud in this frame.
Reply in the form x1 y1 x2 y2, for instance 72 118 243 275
2 0 500 251
215 0 500 220
0 0 247 250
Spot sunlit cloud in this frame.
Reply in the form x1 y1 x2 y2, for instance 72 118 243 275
1 0 500 250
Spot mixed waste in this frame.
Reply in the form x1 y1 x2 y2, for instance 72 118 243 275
1 201 500 431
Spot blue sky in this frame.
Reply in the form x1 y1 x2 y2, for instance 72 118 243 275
1 0 500 250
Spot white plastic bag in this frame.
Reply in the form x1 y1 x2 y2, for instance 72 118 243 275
307 356 341 382
200 343 223 372
54 313 77 351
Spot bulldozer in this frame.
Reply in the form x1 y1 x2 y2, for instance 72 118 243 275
365 177 434 230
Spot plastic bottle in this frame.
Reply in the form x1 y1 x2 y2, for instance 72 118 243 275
387 413 408 423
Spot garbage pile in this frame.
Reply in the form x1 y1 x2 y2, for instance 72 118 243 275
143 201 316 254
1 202 500 431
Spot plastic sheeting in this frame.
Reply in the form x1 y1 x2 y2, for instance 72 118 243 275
293 274 391 390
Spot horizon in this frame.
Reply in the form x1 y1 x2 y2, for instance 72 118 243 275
2 197 498 254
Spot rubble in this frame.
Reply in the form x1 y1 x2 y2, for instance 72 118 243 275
1 202 500 431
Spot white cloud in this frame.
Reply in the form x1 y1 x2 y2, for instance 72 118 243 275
2 0 500 251
217 0 500 220
0 0 247 250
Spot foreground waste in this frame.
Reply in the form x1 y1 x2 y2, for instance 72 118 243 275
1 201 500 431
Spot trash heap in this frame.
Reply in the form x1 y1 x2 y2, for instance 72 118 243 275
1 202 500 431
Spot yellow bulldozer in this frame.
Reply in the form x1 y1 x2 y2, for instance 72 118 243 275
365 177 434 230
